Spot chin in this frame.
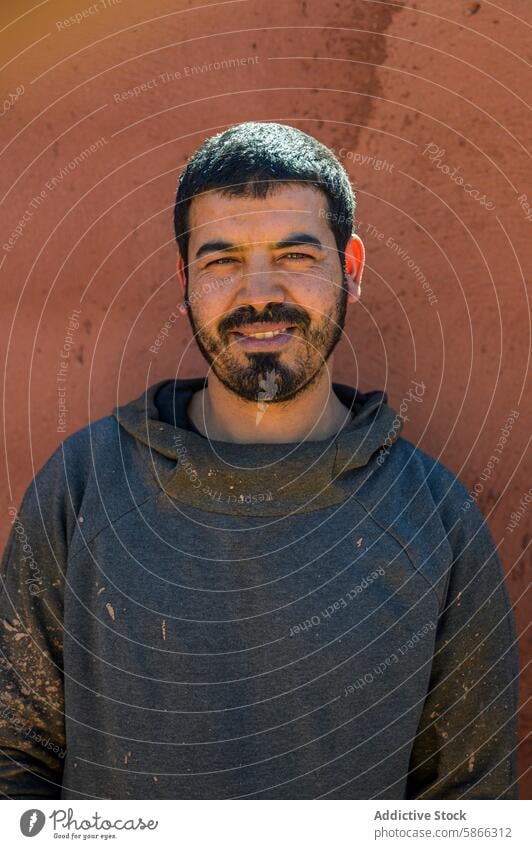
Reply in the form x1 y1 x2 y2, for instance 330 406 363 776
213 356 324 405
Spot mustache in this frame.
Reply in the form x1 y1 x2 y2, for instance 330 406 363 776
218 303 311 335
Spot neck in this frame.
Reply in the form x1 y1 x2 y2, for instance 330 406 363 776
187 362 353 444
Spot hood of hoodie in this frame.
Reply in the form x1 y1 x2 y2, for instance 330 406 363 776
113 377 403 517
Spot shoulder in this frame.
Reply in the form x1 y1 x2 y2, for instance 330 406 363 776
361 436 500 605
19 408 161 560
380 435 470 512
15 415 121 547
389 436 496 552
34 413 120 491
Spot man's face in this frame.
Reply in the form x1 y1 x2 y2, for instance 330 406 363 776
179 183 359 403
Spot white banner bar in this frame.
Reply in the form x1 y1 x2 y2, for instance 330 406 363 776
4 799 530 849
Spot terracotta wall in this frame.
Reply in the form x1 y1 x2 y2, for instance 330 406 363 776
1 0 530 797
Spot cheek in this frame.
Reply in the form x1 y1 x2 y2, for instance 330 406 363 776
289 274 342 318
192 268 237 302
188 287 232 333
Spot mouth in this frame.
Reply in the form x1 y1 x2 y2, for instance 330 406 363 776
228 324 299 350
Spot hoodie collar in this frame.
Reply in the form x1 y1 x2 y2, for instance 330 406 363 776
113 377 402 517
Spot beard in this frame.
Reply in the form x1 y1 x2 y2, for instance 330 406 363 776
185 280 348 404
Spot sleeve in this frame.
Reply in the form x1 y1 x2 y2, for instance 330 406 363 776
0 446 70 799
406 492 520 799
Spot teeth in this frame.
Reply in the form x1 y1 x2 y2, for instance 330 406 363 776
245 328 286 339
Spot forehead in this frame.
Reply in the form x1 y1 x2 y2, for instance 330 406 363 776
187 183 335 247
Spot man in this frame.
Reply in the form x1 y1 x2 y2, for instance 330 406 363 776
0 123 519 799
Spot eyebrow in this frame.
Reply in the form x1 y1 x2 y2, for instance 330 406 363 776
194 232 324 260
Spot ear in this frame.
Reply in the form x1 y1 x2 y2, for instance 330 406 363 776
176 253 187 296
343 234 365 304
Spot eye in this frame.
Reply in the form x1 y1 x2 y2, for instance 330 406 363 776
281 252 315 260
207 257 237 266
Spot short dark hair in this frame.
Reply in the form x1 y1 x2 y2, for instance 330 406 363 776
173 122 356 274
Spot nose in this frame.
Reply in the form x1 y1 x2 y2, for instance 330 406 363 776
234 253 287 311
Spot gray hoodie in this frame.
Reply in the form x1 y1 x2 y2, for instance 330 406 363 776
0 377 519 799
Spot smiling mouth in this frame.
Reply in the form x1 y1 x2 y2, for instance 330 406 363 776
230 324 298 339
228 324 299 348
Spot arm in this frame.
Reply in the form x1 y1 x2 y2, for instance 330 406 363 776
406 493 520 799
0 447 69 798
